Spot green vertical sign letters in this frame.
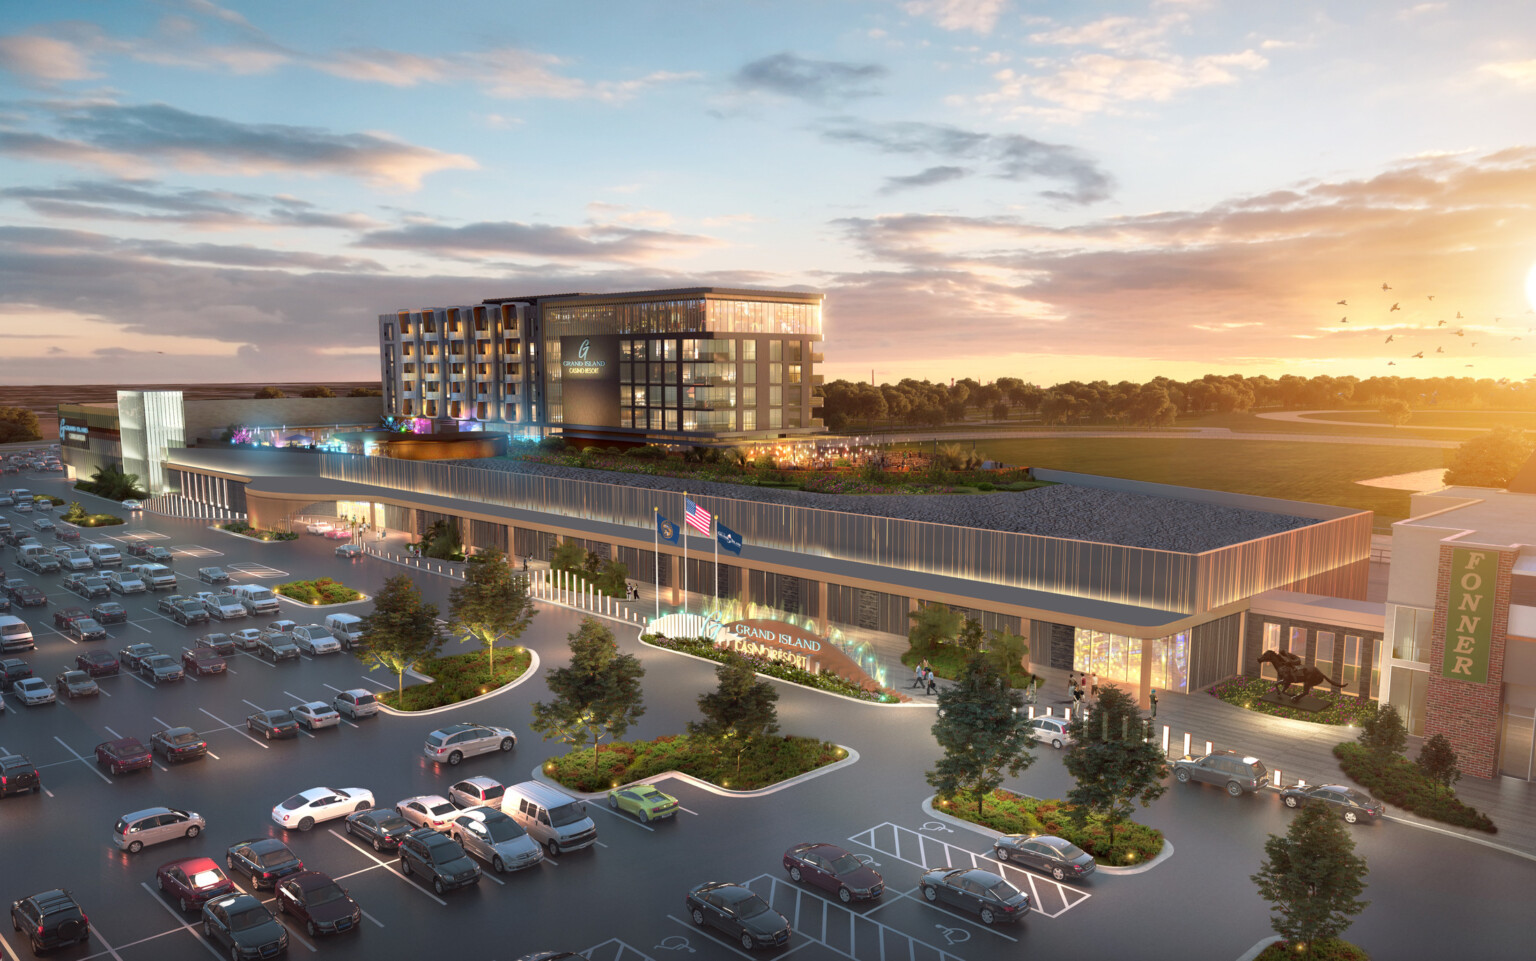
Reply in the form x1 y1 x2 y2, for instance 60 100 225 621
1443 547 1493 684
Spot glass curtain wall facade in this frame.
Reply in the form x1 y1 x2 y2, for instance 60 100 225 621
116 389 185 495
1073 628 1190 693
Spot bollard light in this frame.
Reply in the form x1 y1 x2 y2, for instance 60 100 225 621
1206 740 1213 756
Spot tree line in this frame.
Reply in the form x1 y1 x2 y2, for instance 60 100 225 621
818 373 1536 431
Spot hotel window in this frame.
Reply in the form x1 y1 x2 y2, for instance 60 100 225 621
770 363 783 385
504 404 517 421
665 410 679 430
1260 623 1281 679
505 339 516 352
742 362 757 384
505 363 519 377
476 363 488 377
1370 638 1382 699
426 343 437 356
476 402 487 419
743 385 757 407
1340 634 1361 694
450 342 465 355
424 400 437 417
1392 607 1432 663
476 383 487 395
383 323 394 341
769 408 782 429
474 314 487 332
649 409 664 429
663 386 678 406
769 340 783 362
403 344 414 357
400 320 412 335
1315 632 1336 682
770 386 782 407
402 399 414 416
451 363 464 376
448 320 460 334
741 339 757 361
449 401 462 418
424 319 436 333
476 340 489 355
403 363 415 375
426 363 438 376
786 364 802 385
1288 627 1307 665
742 409 756 430
649 340 666 361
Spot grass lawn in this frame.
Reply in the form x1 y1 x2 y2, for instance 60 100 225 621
965 437 1445 523
1293 409 1536 430
543 734 846 792
378 647 533 711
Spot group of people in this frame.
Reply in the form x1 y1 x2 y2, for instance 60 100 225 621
1068 671 1099 713
913 659 940 695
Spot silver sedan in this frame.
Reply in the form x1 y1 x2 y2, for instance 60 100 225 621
449 807 542 873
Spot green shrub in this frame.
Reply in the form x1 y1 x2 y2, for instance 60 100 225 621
1209 676 1379 726
543 734 845 793
538 436 568 453
73 514 124 527
976 482 995 491
642 634 897 702
275 577 362 605
221 522 298 541
901 644 1036 690
1254 939 1372 961
1332 742 1495 832
935 789 1164 867
379 648 533 712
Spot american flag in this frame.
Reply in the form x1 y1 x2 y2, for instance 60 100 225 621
683 497 711 535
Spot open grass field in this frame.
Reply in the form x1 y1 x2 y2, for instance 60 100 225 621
1292 409 1536 429
967 436 1448 523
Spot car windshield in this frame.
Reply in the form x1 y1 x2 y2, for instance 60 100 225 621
372 814 408 833
984 878 1023 900
483 817 527 843
253 848 293 868
306 882 347 905
189 868 224 888
829 853 862 874
227 905 270 930
548 801 588 827
171 731 199 744
734 894 771 919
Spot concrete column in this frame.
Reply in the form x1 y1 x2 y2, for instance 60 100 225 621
817 581 829 637
668 553 680 605
1139 635 1154 710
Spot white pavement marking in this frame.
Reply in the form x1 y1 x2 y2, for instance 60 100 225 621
666 916 757 961
86 925 125 961
583 938 658 961
326 829 447 906
589 800 656 832
358 674 392 689
54 735 112 784
678 805 699 815
199 707 269 749
0 932 19 961
126 671 155 689
128 621 152 633
137 882 223 960
358 908 386 929
746 872 985 955
103 726 122 738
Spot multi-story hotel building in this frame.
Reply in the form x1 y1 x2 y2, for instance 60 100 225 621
378 287 826 445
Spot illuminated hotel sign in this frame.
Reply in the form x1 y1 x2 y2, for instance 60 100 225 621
60 421 90 449
1443 547 1493 684
710 617 882 693
558 335 620 427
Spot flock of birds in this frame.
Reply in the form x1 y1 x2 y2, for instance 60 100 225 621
1334 282 1535 369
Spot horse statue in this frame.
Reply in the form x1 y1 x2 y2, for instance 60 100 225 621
1257 650 1348 702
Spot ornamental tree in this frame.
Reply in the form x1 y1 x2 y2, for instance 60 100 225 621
1062 685 1168 850
1252 804 1370 956
357 574 442 696
1357 703 1407 758
689 653 781 775
926 655 1034 815
908 603 963 654
447 548 536 679
530 618 646 772
1416 733 1462 789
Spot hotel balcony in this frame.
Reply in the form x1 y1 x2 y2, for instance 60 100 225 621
810 352 825 364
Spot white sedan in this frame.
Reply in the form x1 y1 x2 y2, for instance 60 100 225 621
292 701 341 731
396 795 458 832
122 499 143 511
230 628 264 650
271 787 375 832
12 677 56 706
305 521 334 534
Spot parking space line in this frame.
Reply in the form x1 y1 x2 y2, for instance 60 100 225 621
137 882 226 960
86 924 125 961
54 736 112 784
742 872 980 957
0 931 19 961
358 908 385 929
103 726 122 738
199 707 269 749
127 621 153 633
358 674 392 689
666 916 757 961
677 805 699 815
126 671 155 689
326 829 448 906
589 800 657 832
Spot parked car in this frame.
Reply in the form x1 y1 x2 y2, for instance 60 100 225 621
16 546 60 573
230 627 264 650
344 809 412 853
180 646 226 676
449 776 506 811
1172 750 1271 797
255 631 300 662
132 562 176 589
225 838 304 889
608 783 681 824
196 566 230 584
53 527 81 543
68 617 107 642
0 657 33 691
157 595 190 616
0 754 41 796
76 649 120 676
231 584 280 615
9 889 89 955
272 787 374 831
107 570 146 594
5 581 46 607
782 842 883 902
247 709 300 739
335 543 364 559
0 614 30 652
92 600 127 623
1278 784 1385 824
202 593 246 620
324 613 366 647
332 688 378 719
197 632 237 656
155 856 234 913
171 601 209 626
275 871 362 937
140 654 185 684
1027 716 1073 749
53 606 89 630
200 893 288 959
125 540 155 557
992 834 1097 882
52 547 91 570
685 881 793 950
504 781 598 856
113 806 205 853
12 676 56 705
54 670 100 699
31 517 55 532
118 642 159 671
150 727 208 763
306 521 334 534
291 624 341 655
64 573 110 599
397 827 480 894
94 737 152 775
396 795 459 832
422 721 517 766
292 701 341 731
450 806 543 873
917 867 1031 925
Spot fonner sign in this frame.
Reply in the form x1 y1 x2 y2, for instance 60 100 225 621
1443 547 1493 684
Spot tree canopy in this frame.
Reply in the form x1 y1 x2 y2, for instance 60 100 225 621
0 406 42 444
530 618 646 771
1062 685 1168 849
688 652 781 774
1442 427 1534 488
926 655 1034 814
358 574 442 695
447 549 535 678
1252 804 1370 955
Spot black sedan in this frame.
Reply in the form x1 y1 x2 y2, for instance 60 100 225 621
53 670 100 699
345 810 412 853
246 709 300 740
171 602 209 627
200 894 287 958
118 643 158 671
150 727 208 763
918 867 1031 925
197 633 237 656
92 601 127 624
782 842 883 902
75 650 119 677
225 838 305 890
0 658 33 691
7 583 45 607
685 881 792 951
274 871 362 937
992 834 1097 882
1278 784 1385 824
67 617 107 642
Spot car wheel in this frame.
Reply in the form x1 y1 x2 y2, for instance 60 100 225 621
226 855 236 871
432 878 445 895
546 839 560 857
111 762 122 775
250 873 260 890
995 847 1010 862
179 897 189 913
202 921 212 938
980 907 996 925
31 938 42 955
922 885 937 902
839 886 852 904
230 946 240 961
1344 811 1359 824
789 866 802 882
493 856 505 873
298 817 314 832
9 915 17 932
264 728 272 740
608 795 618 809
355 800 370 811
399 858 411 876
741 932 755 951
306 920 317 937
1175 768 1191 783
128 840 143 853
1051 866 1066 881
372 838 384 853
691 908 705 926
1226 782 1243 798
1284 795 1300 808
447 751 463 765
157 875 166 891
640 809 650 824
186 825 201 838
1052 738 1063 749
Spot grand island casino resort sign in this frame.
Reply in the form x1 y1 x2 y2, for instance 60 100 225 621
715 618 883 694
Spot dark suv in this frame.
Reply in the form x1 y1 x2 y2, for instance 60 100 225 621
398 828 480 894
1172 750 1271 797
0 754 41 797
10 889 89 954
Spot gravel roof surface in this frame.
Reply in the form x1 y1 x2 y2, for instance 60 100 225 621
445 457 1316 552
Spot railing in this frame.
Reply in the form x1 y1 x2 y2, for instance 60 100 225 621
145 494 246 522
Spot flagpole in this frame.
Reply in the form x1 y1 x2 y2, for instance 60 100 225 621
652 506 660 621
681 492 689 617
712 513 719 612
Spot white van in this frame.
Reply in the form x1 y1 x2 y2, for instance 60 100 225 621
85 543 122 567
324 613 365 648
231 584 280 615
0 616 35 653
503 781 598 857
130 563 177 590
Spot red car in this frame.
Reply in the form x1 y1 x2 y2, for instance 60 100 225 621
274 871 363 937
76 650 120 677
53 607 88 630
782 842 885 903
94 737 152 775
156 857 234 913
180 647 226 676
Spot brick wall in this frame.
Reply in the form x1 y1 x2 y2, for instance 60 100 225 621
1424 545 1514 780
1241 613 1382 698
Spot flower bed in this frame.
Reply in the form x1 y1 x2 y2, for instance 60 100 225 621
1210 675 1378 726
1254 939 1371 961
378 647 533 712
1332 742 1496 833
275 577 363 605
220 521 298 541
934 789 1164 867
543 734 845 793
66 514 123 527
641 633 898 702
901 645 1036 690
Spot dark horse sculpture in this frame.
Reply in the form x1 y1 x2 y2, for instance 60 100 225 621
1257 650 1348 702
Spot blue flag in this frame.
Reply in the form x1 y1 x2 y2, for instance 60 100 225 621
656 514 679 545
716 522 742 555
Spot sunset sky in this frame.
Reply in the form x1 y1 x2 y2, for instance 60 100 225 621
3 0 1536 386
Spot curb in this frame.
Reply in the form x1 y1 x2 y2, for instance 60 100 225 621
275 592 371 611
1235 937 1283 961
531 744 860 800
374 648 542 717
918 795 1174 875
204 524 289 545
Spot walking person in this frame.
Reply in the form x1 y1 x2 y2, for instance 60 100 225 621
1149 689 1159 719
1072 679 1084 717
1090 671 1099 699
924 666 938 696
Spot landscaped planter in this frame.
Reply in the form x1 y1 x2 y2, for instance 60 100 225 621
541 735 848 793
377 648 536 713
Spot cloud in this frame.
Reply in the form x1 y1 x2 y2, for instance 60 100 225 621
313 47 448 86
0 35 98 83
1481 60 1536 86
984 49 1268 117
585 202 675 228
0 225 382 272
817 119 1113 203
733 53 888 102
353 219 720 264
880 165 970 193
1 103 476 189
0 178 380 230
902 0 1010 34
